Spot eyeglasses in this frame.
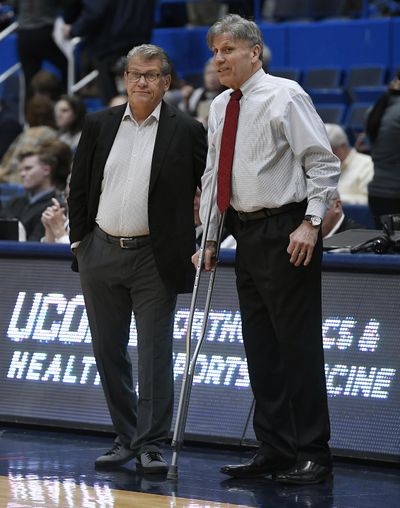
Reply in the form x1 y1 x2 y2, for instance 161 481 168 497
126 71 162 83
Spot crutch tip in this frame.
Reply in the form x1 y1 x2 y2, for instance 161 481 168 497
167 465 178 480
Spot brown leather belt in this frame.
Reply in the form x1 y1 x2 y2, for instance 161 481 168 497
95 225 150 249
235 200 307 222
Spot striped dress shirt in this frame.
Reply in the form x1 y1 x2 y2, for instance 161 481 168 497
96 102 161 237
200 68 340 239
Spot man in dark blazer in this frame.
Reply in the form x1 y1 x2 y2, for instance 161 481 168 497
68 44 207 474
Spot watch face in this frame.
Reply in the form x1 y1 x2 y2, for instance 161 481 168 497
311 216 322 226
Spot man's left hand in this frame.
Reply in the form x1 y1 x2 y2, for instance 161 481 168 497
287 221 319 267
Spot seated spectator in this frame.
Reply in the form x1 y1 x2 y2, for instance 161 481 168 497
30 70 63 104
0 95 57 184
325 123 374 205
55 95 86 153
179 58 226 128
322 190 363 239
0 140 72 241
41 174 71 244
163 66 188 108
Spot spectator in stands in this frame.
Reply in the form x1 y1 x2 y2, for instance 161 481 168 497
29 70 63 104
366 72 400 227
0 99 23 160
325 123 374 205
179 58 226 129
55 95 86 153
13 0 68 98
0 139 71 240
322 190 363 238
0 95 57 184
41 173 70 244
63 0 156 105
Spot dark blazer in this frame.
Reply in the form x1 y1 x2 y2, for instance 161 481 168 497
68 101 207 294
0 190 55 241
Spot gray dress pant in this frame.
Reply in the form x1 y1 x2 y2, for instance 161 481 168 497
76 226 177 454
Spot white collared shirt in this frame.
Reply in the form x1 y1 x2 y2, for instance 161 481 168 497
201 68 340 238
95 102 161 237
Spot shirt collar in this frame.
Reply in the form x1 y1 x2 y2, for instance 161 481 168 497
237 67 266 98
29 188 54 205
123 101 162 125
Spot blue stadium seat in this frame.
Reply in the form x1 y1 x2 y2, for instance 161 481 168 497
351 85 387 103
315 104 347 124
344 65 387 100
344 102 372 132
269 67 301 82
303 66 345 104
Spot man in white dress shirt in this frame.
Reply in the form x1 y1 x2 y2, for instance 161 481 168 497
195 15 340 484
68 45 207 473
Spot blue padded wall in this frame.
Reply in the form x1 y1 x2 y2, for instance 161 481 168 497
287 18 391 69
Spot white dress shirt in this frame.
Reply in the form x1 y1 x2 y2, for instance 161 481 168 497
200 68 340 238
96 102 161 237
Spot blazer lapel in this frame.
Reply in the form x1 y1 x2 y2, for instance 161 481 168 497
149 101 177 196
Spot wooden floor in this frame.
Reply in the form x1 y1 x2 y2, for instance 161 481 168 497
0 475 253 507
0 425 399 508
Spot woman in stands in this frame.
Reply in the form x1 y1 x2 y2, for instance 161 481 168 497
366 72 400 228
54 95 86 153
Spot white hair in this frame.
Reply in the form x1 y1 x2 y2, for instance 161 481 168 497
324 123 349 148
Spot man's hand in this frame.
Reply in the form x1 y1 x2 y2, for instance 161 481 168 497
191 241 217 272
41 198 67 242
287 221 319 267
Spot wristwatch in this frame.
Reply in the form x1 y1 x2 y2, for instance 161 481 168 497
304 215 322 228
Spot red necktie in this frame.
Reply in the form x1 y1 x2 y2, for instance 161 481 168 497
217 89 243 214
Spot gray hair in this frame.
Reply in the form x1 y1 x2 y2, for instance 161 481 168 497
125 44 172 75
324 123 349 148
207 14 264 61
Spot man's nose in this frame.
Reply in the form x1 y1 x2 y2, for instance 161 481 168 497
214 52 224 63
137 74 147 85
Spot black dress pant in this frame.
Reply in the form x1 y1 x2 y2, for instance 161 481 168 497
228 206 331 466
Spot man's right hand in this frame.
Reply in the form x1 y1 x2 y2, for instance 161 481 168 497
191 241 217 272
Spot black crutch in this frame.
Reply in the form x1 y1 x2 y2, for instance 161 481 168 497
167 167 225 481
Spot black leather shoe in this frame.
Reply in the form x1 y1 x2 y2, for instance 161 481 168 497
273 460 333 485
220 454 294 478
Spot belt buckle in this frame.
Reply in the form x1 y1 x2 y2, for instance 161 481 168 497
119 237 132 249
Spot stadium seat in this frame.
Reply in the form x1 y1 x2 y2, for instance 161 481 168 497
269 67 301 82
344 65 387 100
303 67 342 89
344 102 372 132
315 104 347 124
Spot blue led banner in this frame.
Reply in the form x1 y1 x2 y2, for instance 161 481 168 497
0 255 399 462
